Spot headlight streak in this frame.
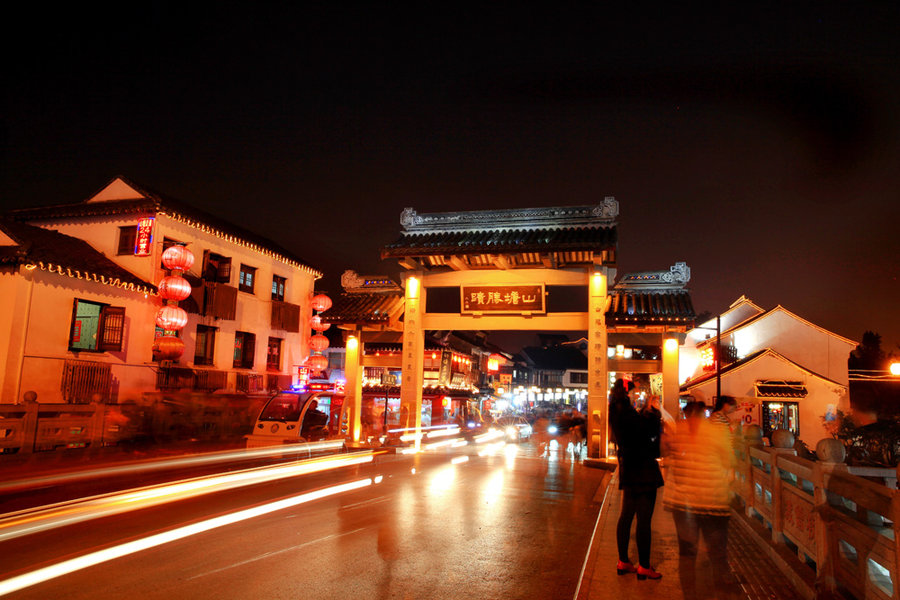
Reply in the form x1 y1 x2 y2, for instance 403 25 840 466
0 452 377 543
477 441 508 457
450 456 469 465
0 439 347 494
0 478 373 598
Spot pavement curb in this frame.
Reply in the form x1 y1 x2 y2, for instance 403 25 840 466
573 466 616 600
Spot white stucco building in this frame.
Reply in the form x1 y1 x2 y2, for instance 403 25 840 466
1 176 321 404
680 296 857 446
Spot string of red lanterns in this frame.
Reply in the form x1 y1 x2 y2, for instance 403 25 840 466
152 245 195 361
306 293 332 373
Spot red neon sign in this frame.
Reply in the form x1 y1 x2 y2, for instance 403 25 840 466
134 218 155 256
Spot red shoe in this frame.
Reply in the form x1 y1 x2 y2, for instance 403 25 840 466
636 565 662 580
616 561 637 575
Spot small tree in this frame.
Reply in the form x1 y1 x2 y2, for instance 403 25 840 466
826 410 900 467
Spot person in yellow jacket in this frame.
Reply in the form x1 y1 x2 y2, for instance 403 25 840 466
663 400 737 596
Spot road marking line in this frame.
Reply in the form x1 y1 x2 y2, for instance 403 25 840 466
0 479 372 597
186 527 367 580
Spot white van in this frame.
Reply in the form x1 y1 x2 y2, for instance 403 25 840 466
245 391 346 449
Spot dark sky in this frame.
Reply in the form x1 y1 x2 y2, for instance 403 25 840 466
3 4 899 351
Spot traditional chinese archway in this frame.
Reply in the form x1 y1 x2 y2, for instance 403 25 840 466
325 199 695 457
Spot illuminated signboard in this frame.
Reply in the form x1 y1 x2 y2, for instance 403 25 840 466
134 217 155 256
308 382 333 392
297 366 310 387
461 285 545 314
700 347 715 371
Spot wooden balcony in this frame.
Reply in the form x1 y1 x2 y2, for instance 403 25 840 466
203 282 237 320
271 300 300 331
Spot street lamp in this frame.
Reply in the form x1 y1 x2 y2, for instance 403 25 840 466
890 362 900 377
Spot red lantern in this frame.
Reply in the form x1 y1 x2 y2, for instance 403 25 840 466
309 334 330 352
310 293 332 312
310 315 331 332
162 245 195 271
158 275 192 301
156 305 188 331
306 354 328 371
153 335 184 360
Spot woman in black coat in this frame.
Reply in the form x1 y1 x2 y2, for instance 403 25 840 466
608 379 664 580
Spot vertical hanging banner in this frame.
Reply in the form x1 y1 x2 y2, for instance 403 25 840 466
134 217 155 256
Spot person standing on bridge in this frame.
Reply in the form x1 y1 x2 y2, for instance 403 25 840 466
663 400 736 597
608 378 664 580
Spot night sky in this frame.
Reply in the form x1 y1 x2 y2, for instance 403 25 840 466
3 5 899 351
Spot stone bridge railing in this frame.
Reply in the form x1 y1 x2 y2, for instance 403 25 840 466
733 429 899 600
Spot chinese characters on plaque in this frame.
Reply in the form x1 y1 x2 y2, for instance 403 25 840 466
460 285 545 314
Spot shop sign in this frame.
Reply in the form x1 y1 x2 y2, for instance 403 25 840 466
460 284 545 314
134 217 155 256
438 350 453 386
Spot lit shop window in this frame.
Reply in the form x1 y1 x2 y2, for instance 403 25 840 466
69 299 125 352
239 264 256 294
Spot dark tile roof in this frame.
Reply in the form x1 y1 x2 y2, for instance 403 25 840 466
0 219 155 293
381 226 617 258
319 292 404 325
6 176 320 275
682 348 843 391
607 290 695 326
322 288 695 328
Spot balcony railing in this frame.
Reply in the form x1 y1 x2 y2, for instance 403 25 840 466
61 359 112 404
156 367 227 392
236 373 264 394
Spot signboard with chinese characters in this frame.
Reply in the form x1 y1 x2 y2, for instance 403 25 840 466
460 285 545 314
134 217 155 256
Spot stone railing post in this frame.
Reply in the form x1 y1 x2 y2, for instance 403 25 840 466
812 438 847 598
770 429 798 545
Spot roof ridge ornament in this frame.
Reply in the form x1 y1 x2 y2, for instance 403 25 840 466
615 261 691 290
399 199 618 234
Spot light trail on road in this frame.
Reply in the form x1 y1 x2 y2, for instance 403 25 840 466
0 451 377 543
0 478 376 597
0 439 347 494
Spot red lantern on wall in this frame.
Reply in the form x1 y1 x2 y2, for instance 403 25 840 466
309 334 330 352
158 275 192 301
310 293 332 312
156 305 188 331
153 335 185 360
306 354 329 371
162 245 195 271
310 315 331 332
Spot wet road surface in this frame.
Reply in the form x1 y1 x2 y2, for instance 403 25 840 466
0 440 605 599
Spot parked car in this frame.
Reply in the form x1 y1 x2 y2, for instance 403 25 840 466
496 415 533 442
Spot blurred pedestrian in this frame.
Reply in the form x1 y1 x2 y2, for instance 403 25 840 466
609 379 664 580
663 400 737 597
711 395 738 433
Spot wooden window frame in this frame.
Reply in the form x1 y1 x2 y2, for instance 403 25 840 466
68 299 126 353
238 264 256 294
266 336 283 371
233 331 256 369
271 275 286 301
117 225 137 255
194 325 217 366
